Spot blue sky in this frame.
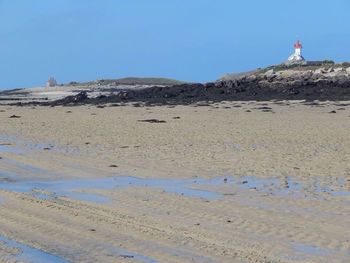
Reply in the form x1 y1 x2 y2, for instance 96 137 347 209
0 0 349 89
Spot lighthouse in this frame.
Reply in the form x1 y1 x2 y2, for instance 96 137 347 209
286 40 306 65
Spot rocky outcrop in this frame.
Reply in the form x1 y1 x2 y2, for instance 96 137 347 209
213 66 350 101
20 65 350 106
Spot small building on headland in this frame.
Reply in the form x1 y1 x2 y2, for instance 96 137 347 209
285 40 306 65
46 77 58 88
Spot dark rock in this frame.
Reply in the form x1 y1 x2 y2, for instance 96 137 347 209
51 91 89 106
138 119 167 123
257 107 272 110
0 143 12 146
18 67 350 107
120 255 134 259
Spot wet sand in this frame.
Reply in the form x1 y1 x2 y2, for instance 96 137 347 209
0 101 350 262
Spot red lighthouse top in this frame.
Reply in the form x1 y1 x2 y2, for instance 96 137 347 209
294 40 302 49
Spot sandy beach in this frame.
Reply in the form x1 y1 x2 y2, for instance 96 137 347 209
0 101 350 262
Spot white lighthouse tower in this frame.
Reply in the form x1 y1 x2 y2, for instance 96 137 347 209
286 40 306 65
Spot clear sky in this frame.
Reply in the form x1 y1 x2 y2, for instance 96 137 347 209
0 0 349 89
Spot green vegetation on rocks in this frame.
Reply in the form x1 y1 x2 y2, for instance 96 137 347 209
66 77 186 87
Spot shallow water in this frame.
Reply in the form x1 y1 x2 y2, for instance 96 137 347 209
0 235 158 263
1 134 349 202
0 134 22 152
0 134 77 155
313 178 350 197
102 244 158 263
0 176 224 203
0 137 63 181
294 243 332 256
235 175 303 194
0 235 70 263
0 142 23 154
0 174 349 204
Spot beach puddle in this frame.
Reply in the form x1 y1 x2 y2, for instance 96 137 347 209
0 138 63 181
0 134 76 155
0 235 69 263
0 142 23 154
0 157 58 183
0 175 349 204
102 244 158 263
0 231 157 263
233 176 302 194
0 135 22 153
0 176 224 203
314 177 350 197
0 170 18 182
281 242 350 261
235 176 350 199
294 243 331 256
